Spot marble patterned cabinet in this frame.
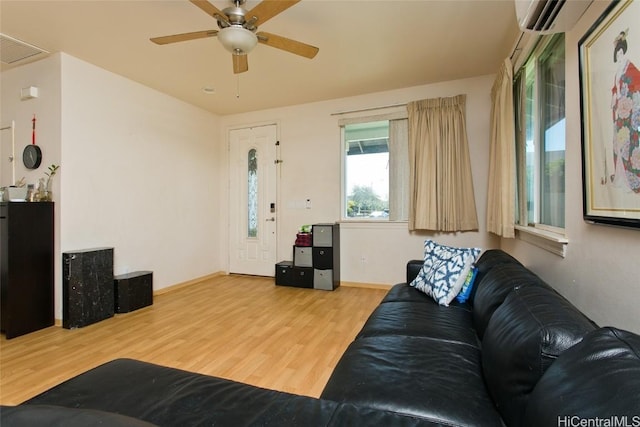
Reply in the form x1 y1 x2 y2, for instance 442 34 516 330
62 247 114 329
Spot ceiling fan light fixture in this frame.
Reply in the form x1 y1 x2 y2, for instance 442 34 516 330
218 26 257 55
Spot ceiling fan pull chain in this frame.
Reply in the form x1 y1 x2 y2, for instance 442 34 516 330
236 74 240 99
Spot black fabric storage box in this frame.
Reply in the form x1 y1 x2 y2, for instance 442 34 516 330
275 262 313 288
275 261 295 287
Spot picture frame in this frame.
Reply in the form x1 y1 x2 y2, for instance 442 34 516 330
579 0 640 229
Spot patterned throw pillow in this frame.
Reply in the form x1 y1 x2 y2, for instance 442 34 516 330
456 266 478 303
410 240 481 306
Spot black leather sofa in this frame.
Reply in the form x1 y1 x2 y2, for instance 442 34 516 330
2 249 639 426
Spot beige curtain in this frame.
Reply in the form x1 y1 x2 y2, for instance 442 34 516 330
487 58 516 238
389 119 409 221
407 94 478 231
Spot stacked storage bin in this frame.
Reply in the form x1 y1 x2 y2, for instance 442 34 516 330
275 223 339 290
311 223 340 290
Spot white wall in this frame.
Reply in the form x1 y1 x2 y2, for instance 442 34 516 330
1 54 62 190
220 75 499 286
502 2 640 334
2 53 222 321
1 54 63 320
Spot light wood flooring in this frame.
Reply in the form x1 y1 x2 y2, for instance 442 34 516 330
0 274 388 406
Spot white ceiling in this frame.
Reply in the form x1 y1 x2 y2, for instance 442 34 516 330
0 0 521 115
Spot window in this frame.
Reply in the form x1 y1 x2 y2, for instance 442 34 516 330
340 116 409 221
515 33 566 231
344 121 389 218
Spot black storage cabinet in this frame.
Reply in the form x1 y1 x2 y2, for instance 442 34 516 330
275 223 339 290
63 247 114 329
311 223 340 290
0 202 55 339
114 271 153 313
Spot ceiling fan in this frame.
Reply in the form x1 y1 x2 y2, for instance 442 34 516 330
150 0 319 74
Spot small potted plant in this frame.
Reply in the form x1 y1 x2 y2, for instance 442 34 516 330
40 164 59 201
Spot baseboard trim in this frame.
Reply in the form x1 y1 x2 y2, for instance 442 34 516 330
154 272 226 296
340 281 393 290
51 274 379 325
52 272 226 325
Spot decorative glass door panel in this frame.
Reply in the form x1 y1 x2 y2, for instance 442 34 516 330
248 148 258 238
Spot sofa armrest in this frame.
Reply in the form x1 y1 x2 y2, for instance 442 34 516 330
22 358 448 426
406 260 423 283
0 405 156 427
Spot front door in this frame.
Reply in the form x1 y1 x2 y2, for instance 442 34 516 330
228 125 277 276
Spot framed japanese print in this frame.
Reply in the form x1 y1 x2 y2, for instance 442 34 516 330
579 0 640 228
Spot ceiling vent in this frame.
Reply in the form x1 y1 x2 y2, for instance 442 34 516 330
0 33 49 64
515 0 592 34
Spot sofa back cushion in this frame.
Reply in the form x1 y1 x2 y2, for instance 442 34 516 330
472 263 546 339
469 249 521 303
523 327 640 426
481 286 597 427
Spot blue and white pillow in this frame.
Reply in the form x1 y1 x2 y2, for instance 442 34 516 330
410 240 481 306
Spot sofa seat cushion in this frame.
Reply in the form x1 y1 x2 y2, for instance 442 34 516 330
524 327 640 425
482 286 597 427
382 284 472 310
357 301 479 348
382 283 433 304
321 336 503 426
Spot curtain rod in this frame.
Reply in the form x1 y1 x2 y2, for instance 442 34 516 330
331 102 407 116
510 32 525 60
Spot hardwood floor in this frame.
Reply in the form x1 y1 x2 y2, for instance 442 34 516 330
0 275 388 406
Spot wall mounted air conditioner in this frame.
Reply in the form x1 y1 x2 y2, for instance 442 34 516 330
515 0 592 34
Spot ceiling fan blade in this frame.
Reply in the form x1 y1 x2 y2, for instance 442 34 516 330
189 0 230 25
233 54 248 74
150 30 218 45
246 0 300 26
257 32 318 59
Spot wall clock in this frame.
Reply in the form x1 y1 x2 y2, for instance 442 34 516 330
23 114 42 169
23 144 42 169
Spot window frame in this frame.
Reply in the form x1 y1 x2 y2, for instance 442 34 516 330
338 111 408 223
514 33 569 256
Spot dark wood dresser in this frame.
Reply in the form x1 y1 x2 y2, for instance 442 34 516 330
0 202 55 339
